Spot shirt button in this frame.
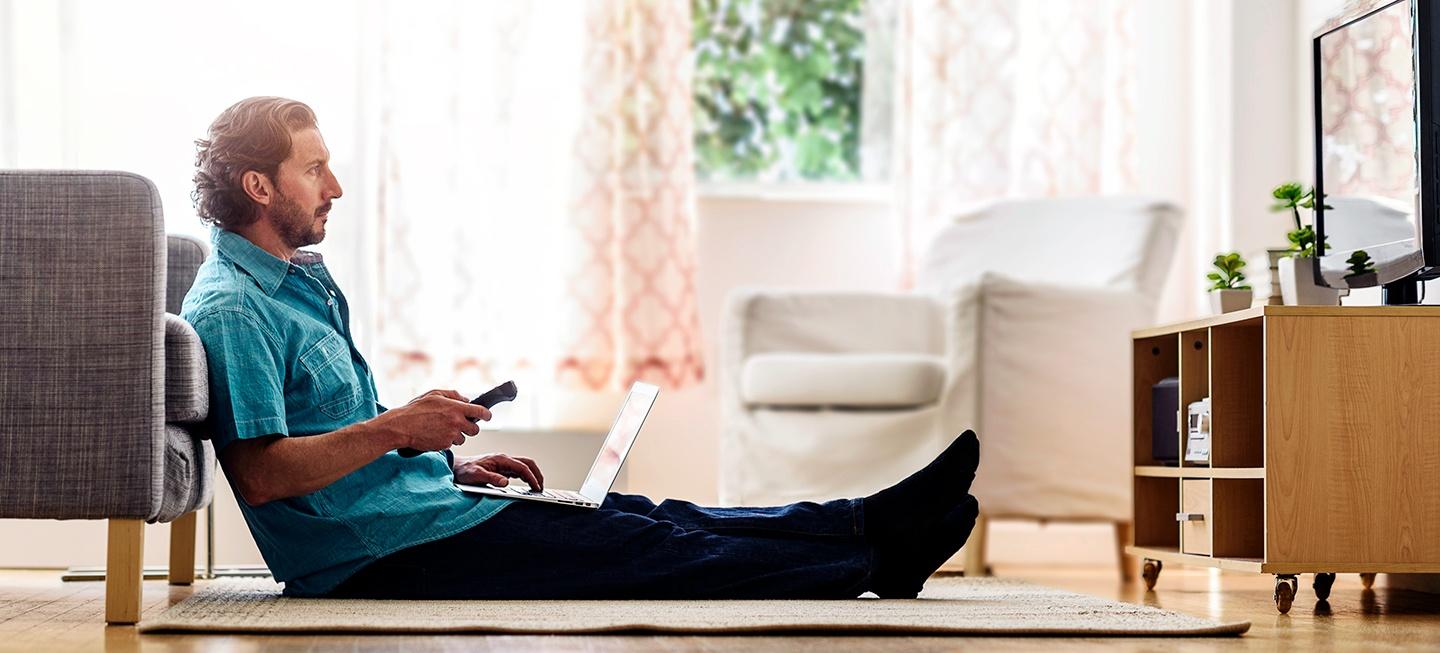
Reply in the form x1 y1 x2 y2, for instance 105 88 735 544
327 299 335 306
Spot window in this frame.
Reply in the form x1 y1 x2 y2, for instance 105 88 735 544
692 0 879 183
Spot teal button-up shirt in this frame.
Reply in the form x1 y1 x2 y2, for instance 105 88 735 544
181 228 509 596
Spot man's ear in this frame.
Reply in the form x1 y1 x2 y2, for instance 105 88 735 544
240 170 274 207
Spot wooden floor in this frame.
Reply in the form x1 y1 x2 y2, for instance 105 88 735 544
2 565 1439 652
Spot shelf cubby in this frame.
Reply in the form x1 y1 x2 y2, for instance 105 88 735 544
1177 328 1210 470
1134 476 1179 549
1212 478 1265 559
1132 334 1178 467
1209 321 1264 467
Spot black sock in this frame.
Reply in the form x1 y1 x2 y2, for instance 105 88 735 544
863 430 980 541
871 494 981 599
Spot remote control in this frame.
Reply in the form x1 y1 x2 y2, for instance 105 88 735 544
397 381 519 457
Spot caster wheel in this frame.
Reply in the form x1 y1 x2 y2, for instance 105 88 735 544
1361 573 1377 590
1313 573 1336 601
1142 559 1163 591
1275 575 1298 614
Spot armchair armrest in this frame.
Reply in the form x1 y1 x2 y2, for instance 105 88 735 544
0 170 167 520
975 273 1157 520
164 313 209 426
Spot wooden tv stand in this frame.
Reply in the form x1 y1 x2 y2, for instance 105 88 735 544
1125 305 1440 614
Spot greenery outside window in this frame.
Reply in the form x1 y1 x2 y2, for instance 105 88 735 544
692 0 889 185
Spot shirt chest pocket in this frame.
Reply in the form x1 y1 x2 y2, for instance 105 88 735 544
298 332 363 419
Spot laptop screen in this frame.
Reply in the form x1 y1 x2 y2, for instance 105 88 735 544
578 382 658 501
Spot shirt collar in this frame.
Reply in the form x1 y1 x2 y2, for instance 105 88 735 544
211 227 324 296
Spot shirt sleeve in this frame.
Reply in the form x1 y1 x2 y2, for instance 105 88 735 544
191 309 290 452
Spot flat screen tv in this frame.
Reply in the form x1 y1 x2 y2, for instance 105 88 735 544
1314 0 1440 304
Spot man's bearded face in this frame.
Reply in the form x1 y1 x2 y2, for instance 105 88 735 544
267 127 340 249
271 186 330 249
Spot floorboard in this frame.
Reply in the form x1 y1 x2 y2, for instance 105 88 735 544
1 565 1438 651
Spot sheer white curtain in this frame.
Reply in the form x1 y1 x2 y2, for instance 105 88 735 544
1 0 706 428
891 0 1140 286
355 2 595 424
363 1 705 426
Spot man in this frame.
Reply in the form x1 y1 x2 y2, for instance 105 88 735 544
183 96 980 600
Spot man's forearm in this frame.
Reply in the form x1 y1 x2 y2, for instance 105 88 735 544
222 418 403 506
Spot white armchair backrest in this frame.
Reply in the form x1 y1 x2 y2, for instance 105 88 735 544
916 196 1181 298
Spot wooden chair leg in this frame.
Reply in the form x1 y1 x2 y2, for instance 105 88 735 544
105 518 145 625
962 513 990 576
168 511 197 586
1115 520 1137 583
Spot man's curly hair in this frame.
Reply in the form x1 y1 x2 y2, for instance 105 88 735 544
192 97 317 230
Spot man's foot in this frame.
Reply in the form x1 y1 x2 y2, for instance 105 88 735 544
870 494 980 599
863 430 979 541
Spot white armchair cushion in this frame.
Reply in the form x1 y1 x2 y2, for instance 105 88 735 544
740 352 947 408
730 290 945 355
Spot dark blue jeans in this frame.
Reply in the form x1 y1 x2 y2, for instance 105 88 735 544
328 492 873 599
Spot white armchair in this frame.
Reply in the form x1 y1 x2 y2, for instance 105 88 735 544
720 196 1180 577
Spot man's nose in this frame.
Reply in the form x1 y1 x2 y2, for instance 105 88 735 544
326 170 343 200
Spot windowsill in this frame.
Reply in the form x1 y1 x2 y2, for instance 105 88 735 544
697 180 893 204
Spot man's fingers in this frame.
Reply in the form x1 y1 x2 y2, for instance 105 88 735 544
451 434 466 447
493 454 541 489
483 471 509 487
515 456 545 490
450 398 493 422
424 389 466 401
458 420 481 436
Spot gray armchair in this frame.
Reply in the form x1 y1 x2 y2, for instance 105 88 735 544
0 170 216 624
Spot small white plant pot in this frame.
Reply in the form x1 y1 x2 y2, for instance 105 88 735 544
1278 256 1341 306
1209 288 1254 314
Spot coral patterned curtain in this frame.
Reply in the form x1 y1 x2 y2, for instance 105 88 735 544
366 0 703 423
561 0 706 391
892 0 1139 285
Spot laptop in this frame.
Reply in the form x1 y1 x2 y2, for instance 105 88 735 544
455 381 658 508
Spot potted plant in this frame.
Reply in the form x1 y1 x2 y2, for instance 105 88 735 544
1207 252 1254 313
1344 249 1379 287
1270 182 1341 305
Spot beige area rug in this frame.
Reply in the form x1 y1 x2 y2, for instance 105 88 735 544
137 577 1249 636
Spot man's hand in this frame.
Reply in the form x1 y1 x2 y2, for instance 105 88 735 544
453 453 545 491
370 388 492 454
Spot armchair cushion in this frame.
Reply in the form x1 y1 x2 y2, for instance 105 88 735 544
741 352 947 408
728 289 945 356
164 314 209 424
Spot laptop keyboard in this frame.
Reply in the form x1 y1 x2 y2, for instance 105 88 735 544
493 485 582 501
